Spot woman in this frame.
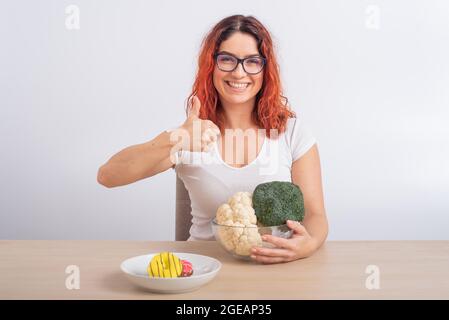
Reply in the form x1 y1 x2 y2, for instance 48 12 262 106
98 15 328 264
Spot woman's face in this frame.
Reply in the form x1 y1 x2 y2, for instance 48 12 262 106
213 32 264 107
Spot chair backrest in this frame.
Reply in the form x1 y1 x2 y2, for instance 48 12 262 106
175 173 192 241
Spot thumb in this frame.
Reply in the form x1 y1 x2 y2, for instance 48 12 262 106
188 96 201 118
287 220 307 235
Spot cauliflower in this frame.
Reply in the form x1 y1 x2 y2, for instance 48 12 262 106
215 192 262 256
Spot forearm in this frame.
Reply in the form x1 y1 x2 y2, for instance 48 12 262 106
302 211 328 252
98 130 177 187
108 131 175 165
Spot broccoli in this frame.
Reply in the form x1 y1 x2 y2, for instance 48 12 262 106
252 181 304 226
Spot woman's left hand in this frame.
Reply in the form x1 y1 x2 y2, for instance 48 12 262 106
250 220 317 264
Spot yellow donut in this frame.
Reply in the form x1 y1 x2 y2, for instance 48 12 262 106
147 252 182 278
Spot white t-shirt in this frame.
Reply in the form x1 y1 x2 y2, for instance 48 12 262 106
173 117 316 241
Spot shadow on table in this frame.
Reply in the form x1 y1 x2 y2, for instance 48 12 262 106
100 271 153 296
100 271 203 297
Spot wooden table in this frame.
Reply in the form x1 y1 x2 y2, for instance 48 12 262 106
0 240 448 299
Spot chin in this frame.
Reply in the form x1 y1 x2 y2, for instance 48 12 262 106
225 96 249 104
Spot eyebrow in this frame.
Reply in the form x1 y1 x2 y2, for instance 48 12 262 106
217 51 261 58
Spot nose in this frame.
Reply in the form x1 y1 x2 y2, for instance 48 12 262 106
231 62 247 78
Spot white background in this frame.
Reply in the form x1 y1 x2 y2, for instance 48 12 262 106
1 0 448 240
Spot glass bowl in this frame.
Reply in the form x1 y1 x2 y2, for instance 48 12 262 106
211 218 293 261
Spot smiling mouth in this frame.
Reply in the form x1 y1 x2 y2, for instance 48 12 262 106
225 81 250 91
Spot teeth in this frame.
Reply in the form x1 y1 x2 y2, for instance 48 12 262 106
227 81 249 89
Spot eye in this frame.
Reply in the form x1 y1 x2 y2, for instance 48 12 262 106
218 55 235 63
246 58 263 65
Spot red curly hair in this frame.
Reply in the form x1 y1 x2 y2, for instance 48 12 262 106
186 15 296 139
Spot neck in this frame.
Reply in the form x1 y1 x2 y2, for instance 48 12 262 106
220 97 257 130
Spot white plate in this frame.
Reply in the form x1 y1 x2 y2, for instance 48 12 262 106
120 252 222 294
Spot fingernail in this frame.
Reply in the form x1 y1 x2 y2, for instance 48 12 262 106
261 236 267 241
251 255 256 259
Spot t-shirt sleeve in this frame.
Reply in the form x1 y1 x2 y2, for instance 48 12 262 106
288 117 317 162
165 127 184 170
171 149 182 170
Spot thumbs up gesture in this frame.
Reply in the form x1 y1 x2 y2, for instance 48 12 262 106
175 96 221 152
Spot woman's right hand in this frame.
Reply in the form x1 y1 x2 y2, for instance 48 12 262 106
172 96 221 152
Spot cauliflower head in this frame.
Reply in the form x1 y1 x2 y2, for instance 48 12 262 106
215 192 262 256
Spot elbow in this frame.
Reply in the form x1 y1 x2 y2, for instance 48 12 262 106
322 215 329 243
97 165 114 188
320 211 329 237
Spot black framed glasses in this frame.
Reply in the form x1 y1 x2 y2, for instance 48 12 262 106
214 52 266 75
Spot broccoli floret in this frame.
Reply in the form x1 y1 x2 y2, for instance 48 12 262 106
252 181 304 226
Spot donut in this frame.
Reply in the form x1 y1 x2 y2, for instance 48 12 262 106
180 259 193 277
147 252 182 278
